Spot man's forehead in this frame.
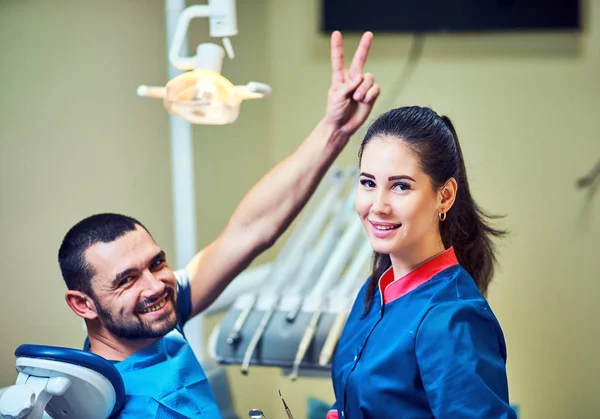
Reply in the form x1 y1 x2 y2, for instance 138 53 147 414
84 226 161 277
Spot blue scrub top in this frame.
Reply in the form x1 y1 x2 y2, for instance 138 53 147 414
329 248 516 419
85 270 223 418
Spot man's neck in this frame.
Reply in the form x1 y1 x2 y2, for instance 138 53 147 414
87 329 159 361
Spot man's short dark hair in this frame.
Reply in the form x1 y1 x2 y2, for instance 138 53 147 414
58 213 149 295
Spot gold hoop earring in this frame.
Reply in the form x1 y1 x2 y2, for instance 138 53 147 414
438 211 447 222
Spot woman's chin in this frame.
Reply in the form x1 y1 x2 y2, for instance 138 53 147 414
370 243 395 255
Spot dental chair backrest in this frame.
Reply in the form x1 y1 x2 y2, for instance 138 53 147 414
0 345 125 419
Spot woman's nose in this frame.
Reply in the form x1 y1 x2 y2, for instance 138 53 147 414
370 191 391 215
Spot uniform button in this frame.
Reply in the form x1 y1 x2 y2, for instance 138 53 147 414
353 355 358 362
341 411 345 418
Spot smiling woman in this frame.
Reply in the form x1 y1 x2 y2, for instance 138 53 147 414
327 106 515 419
357 106 507 312
356 138 447 261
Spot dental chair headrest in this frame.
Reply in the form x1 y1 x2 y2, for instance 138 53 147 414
14 344 125 418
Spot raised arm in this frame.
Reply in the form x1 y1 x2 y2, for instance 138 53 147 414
186 31 380 317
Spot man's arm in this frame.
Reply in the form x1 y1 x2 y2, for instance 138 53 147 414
186 31 380 317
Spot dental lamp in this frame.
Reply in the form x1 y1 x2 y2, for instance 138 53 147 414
137 0 271 125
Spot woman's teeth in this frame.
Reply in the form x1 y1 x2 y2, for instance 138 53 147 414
375 224 400 230
141 298 167 314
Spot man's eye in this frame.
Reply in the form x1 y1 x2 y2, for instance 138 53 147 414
151 259 166 269
120 277 134 287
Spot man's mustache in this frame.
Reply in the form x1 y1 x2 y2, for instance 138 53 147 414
135 286 175 312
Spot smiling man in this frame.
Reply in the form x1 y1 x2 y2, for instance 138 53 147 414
64 221 181 354
57 31 380 418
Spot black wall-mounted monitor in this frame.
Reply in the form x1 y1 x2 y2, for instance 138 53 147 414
322 0 581 33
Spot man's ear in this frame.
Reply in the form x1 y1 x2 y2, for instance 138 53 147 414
65 290 99 320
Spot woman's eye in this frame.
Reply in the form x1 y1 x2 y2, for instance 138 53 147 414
359 178 376 188
393 182 411 191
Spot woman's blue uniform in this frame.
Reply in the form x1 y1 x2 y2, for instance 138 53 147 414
328 248 516 419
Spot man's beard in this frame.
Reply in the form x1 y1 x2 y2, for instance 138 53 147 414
94 287 178 340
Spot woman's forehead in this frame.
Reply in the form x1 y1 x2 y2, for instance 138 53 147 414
361 138 420 172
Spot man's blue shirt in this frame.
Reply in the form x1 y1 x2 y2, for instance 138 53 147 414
85 269 223 418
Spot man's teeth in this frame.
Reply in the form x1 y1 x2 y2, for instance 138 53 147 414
375 224 400 230
141 298 167 314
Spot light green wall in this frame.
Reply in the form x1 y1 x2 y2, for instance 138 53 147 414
0 0 173 380
2 0 600 418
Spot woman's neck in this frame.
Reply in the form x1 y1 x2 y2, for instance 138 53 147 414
389 235 446 280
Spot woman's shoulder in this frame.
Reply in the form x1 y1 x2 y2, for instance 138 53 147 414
430 264 486 302
427 265 502 325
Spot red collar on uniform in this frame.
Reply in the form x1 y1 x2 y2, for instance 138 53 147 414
379 248 459 304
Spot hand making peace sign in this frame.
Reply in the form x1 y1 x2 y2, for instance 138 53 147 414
325 31 380 137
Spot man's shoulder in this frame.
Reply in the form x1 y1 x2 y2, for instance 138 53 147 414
174 268 189 287
174 268 192 328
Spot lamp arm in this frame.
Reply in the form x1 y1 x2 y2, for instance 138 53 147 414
169 0 238 70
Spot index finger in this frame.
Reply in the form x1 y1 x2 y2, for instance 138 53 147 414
349 31 373 80
330 30 345 83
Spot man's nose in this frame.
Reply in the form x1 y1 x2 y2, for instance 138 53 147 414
140 271 166 298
